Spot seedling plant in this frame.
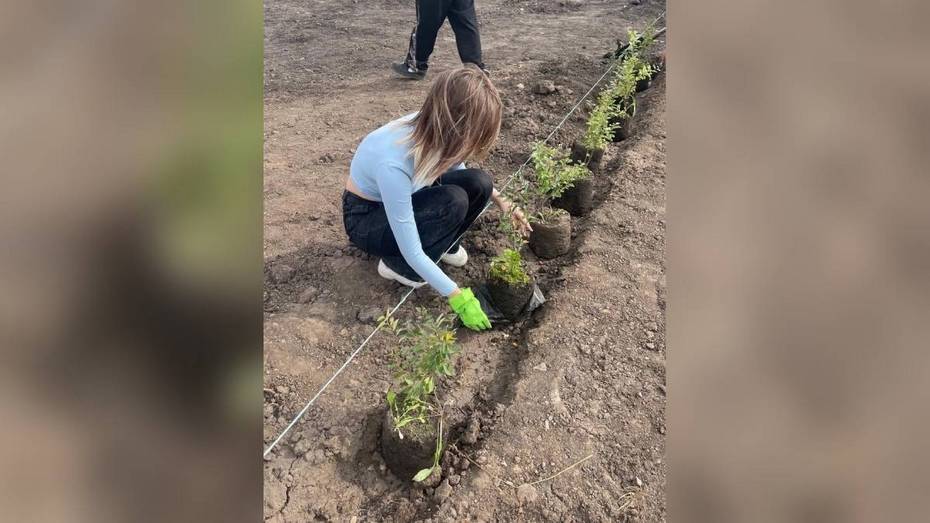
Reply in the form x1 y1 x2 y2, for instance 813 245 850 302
625 25 657 64
530 142 590 200
491 199 532 287
581 87 621 152
489 247 531 287
592 24 659 142
378 308 459 481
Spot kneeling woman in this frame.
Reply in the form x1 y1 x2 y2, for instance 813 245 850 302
343 65 530 331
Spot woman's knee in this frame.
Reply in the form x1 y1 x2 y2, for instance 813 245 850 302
440 185 470 222
450 168 493 201
471 169 493 199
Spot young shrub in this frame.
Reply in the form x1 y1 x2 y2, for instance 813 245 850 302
611 53 651 107
379 309 459 482
625 25 657 64
532 142 590 198
603 52 656 142
580 88 620 152
487 247 535 319
383 309 458 428
506 172 573 258
529 141 594 216
489 248 531 287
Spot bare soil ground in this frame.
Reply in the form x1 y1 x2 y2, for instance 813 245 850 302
263 0 666 521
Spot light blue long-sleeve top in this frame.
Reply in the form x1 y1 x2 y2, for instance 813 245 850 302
349 113 466 296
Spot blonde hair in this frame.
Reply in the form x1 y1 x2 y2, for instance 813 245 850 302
406 64 502 187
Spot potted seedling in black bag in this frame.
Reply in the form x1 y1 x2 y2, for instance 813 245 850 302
487 208 536 320
625 26 658 92
528 206 572 259
487 247 535 320
607 55 652 142
378 309 457 483
507 173 572 260
571 88 617 173
631 54 657 96
533 141 593 217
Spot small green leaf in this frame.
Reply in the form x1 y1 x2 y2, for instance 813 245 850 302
412 467 434 482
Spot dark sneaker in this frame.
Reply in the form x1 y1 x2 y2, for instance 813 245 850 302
392 62 426 80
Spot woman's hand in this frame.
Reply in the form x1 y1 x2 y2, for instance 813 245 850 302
449 288 492 331
509 206 533 237
492 189 533 237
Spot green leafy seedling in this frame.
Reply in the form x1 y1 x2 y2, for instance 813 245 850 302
531 142 590 198
489 248 531 286
581 88 621 151
383 309 459 440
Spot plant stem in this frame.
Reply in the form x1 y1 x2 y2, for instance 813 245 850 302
525 453 594 487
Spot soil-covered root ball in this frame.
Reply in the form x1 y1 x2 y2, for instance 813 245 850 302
649 50 666 72
529 210 571 259
487 275 535 320
609 97 635 142
610 113 633 142
552 178 594 217
570 141 604 173
380 410 444 482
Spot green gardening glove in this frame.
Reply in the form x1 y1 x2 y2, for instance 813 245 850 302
449 288 492 331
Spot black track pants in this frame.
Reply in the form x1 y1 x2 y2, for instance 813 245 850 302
342 169 493 282
404 0 483 70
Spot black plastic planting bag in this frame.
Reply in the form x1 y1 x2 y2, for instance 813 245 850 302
472 283 546 325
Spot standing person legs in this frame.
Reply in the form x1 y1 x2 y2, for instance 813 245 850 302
403 0 449 71
447 0 484 68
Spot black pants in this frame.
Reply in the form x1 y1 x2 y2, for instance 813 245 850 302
404 0 483 70
343 169 493 282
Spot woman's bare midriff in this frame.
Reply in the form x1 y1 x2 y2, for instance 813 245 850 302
345 177 377 201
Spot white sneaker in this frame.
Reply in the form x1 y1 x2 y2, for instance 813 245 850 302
440 246 468 267
378 260 427 288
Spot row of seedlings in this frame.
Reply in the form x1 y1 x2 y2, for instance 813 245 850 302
376 26 665 484
483 27 666 316
485 139 593 319
606 25 664 143
486 25 665 302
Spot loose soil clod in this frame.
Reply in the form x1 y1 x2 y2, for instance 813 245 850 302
529 211 572 259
